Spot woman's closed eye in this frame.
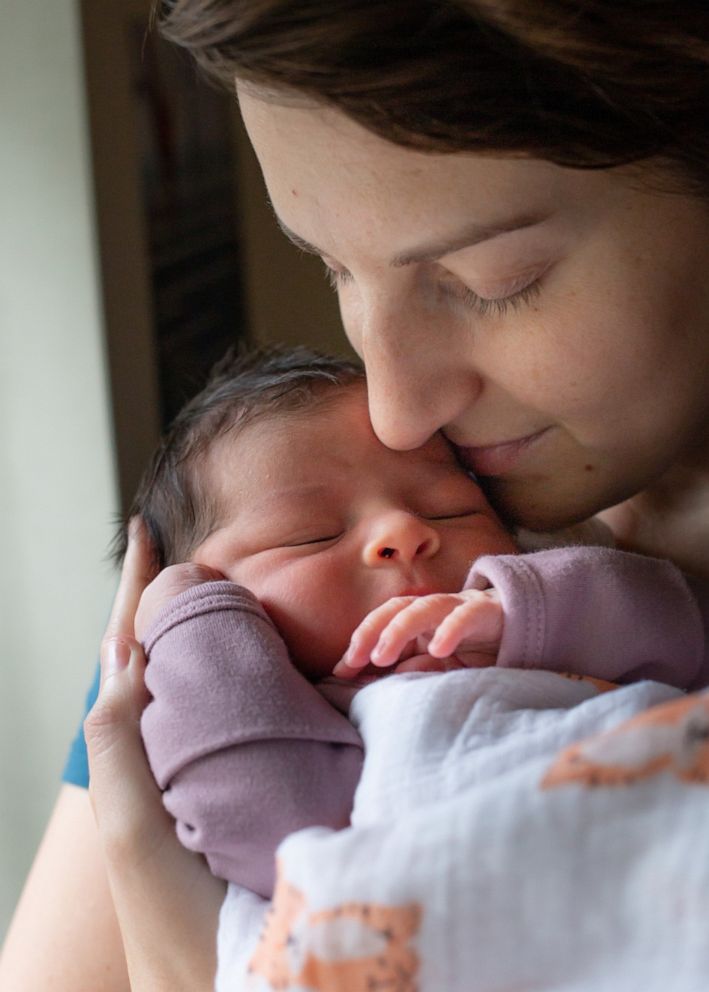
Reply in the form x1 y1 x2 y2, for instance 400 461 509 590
447 278 542 317
325 259 546 321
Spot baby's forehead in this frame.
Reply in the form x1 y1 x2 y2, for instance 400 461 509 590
201 386 475 521
199 396 351 500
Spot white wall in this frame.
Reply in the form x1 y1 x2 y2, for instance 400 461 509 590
0 0 119 938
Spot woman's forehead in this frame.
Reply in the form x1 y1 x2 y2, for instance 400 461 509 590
239 90 617 255
241 89 535 190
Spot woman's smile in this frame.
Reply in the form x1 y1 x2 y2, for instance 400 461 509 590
452 428 553 478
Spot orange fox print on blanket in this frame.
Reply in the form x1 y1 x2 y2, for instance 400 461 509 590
247 867 422 992
542 692 709 789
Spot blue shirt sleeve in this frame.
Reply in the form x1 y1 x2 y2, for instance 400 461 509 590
62 663 100 788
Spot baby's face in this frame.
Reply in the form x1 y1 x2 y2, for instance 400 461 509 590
192 386 517 678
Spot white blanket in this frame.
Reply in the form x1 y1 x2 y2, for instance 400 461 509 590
216 669 709 991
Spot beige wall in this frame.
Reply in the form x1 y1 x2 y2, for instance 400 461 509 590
80 0 162 512
0 0 120 938
82 0 347 509
0 0 350 945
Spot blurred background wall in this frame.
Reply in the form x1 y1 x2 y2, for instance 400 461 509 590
1 0 344 940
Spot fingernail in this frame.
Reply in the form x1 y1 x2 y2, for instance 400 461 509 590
128 516 142 542
104 639 132 678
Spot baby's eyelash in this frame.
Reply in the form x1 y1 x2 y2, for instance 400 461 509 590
286 534 341 548
426 510 479 521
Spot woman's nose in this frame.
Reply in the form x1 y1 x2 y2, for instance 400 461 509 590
362 513 441 567
343 288 483 451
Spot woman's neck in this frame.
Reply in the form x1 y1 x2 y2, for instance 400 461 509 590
599 448 709 578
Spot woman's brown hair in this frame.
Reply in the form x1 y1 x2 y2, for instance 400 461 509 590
157 1 709 189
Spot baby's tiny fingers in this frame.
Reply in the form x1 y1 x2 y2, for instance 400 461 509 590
428 598 503 657
335 597 417 674
371 595 456 666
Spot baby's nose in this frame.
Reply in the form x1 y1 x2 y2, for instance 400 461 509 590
362 513 440 566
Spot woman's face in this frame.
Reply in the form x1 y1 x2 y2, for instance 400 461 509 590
239 91 709 530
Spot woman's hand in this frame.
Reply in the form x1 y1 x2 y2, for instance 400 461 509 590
84 519 226 992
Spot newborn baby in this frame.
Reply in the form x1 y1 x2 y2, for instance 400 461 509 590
125 347 708 897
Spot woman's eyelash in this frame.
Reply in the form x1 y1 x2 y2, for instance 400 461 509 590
325 262 542 317
450 279 542 317
324 265 352 289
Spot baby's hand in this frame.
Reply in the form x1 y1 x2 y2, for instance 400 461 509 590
333 588 503 679
134 562 224 642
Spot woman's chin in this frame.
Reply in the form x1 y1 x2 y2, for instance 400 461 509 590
480 474 619 534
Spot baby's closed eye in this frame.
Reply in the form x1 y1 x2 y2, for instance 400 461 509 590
282 532 343 547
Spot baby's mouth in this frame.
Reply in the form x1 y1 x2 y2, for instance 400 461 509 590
397 586 440 597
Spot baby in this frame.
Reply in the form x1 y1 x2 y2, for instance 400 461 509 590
126 347 709 897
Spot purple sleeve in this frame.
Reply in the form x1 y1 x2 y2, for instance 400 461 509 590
140 581 363 898
466 548 707 690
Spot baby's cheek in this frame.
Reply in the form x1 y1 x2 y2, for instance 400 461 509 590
258 560 372 678
288 605 363 680
289 622 356 680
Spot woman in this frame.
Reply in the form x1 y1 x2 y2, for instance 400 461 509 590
2 2 707 988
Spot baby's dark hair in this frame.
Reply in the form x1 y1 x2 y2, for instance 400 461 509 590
114 345 364 569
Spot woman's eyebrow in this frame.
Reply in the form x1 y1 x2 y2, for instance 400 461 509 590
390 213 549 266
276 217 322 256
275 212 548 266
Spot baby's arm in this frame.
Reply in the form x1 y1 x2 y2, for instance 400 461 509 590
137 569 363 898
469 547 707 689
337 548 708 690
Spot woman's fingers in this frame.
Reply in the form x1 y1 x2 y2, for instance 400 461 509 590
90 515 166 855
84 639 225 989
85 516 225 988
104 517 157 643
85 637 169 859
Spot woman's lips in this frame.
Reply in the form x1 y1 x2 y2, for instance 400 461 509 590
454 428 550 477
